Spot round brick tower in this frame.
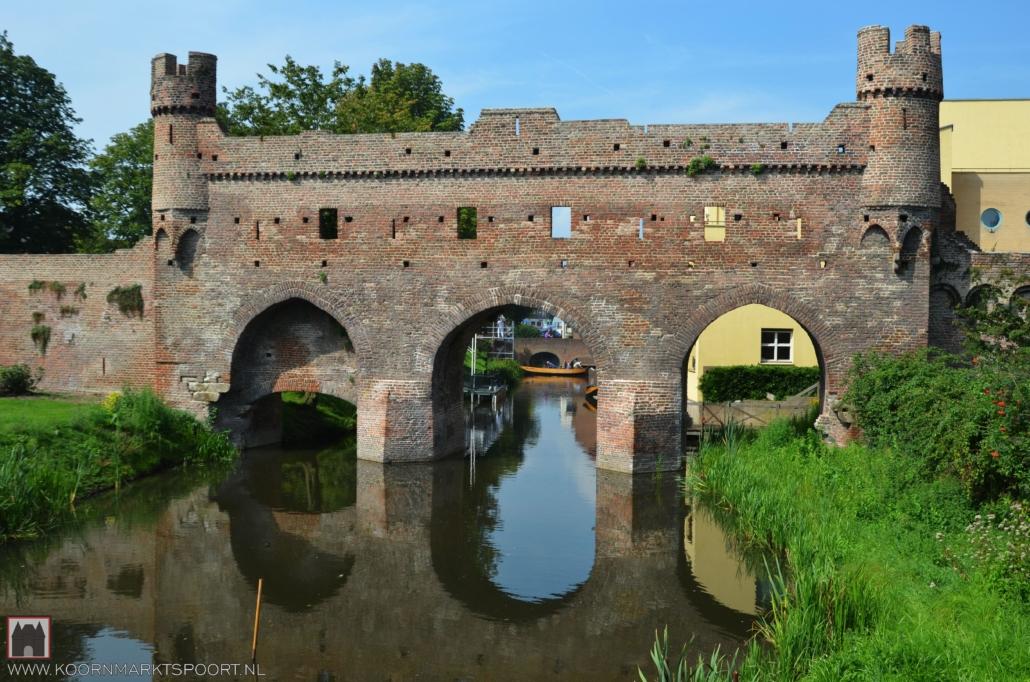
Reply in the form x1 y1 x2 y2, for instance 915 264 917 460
150 52 216 216
858 25 942 210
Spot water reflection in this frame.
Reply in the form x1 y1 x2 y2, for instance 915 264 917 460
0 379 766 680
213 445 356 612
434 378 595 620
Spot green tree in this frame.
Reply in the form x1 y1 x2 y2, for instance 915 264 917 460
219 56 463 136
0 33 92 253
336 59 464 133
80 120 153 252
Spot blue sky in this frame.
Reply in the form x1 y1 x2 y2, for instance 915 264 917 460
5 0 1029 149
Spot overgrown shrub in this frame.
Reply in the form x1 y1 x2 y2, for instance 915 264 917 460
699 364 820 402
0 365 43 395
845 351 1028 501
484 358 524 388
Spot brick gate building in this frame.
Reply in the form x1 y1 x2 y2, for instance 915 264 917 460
0 25 978 473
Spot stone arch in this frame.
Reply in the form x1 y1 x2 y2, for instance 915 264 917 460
224 282 372 371
528 351 561 368
664 284 844 395
175 228 201 275
896 225 923 276
859 224 890 248
216 283 373 448
929 283 962 353
155 227 169 250
965 283 1001 310
422 286 615 457
415 285 616 375
1011 285 1030 306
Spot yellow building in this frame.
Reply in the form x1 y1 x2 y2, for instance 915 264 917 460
940 100 1030 253
685 304 818 402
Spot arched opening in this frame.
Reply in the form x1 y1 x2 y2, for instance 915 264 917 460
896 226 922 276
966 284 1001 311
1011 285 1030 310
860 224 890 248
929 283 963 353
176 228 200 275
527 351 561 368
218 298 358 448
428 301 602 619
682 303 825 440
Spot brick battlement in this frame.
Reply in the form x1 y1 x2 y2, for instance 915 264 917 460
197 103 871 178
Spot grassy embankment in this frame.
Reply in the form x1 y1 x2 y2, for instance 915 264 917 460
0 390 236 543
643 351 1029 681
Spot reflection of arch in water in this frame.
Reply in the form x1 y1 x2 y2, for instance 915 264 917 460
212 459 355 612
430 381 596 622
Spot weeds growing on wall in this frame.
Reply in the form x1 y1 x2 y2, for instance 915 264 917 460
686 155 716 177
30 325 50 355
47 281 66 299
59 305 79 318
74 282 87 300
27 280 44 293
0 389 235 542
106 284 144 317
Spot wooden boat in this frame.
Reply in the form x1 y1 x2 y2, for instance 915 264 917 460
584 385 598 406
519 365 588 377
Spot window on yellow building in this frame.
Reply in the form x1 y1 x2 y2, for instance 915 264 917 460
760 329 793 363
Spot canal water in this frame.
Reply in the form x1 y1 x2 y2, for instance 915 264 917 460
0 378 765 681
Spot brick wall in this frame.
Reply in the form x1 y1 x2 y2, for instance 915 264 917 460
0 25 972 473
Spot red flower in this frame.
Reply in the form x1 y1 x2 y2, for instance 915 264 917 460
991 450 1000 459
998 409 1006 416
996 400 1007 408
1000 426 1007 433
984 387 991 395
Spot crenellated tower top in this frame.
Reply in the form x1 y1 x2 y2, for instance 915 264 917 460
857 25 942 102
151 52 217 116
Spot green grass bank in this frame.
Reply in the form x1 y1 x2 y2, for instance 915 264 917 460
643 349 1030 681
0 389 236 543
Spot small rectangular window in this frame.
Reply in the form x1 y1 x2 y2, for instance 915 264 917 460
457 207 477 239
319 208 338 239
760 329 793 363
704 206 726 242
704 206 726 227
551 206 572 239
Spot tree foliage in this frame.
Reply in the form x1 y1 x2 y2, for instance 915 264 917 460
80 120 152 252
0 33 92 253
219 56 463 136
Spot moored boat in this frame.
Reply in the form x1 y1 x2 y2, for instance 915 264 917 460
519 365 588 377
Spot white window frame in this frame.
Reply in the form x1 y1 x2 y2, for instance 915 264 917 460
760 328 793 364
